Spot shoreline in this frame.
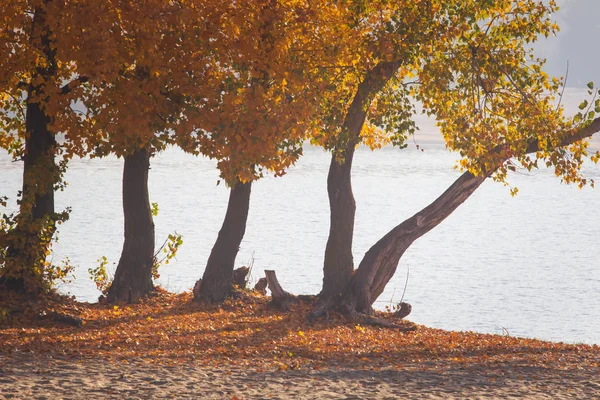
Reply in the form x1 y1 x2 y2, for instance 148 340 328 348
1 291 599 399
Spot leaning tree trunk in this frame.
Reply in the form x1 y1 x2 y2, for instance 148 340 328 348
340 171 487 314
106 148 155 304
196 180 252 303
338 116 600 315
320 60 402 301
1 7 58 293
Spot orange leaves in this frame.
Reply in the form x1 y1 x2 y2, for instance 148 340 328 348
2 291 598 374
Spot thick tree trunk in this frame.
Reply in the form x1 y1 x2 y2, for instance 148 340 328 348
340 172 487 314
196 180 252 303
5 92 58 291
321 151 356 300
22 98 56 221
106 149 155 304
321 61 402 301
0 7 58 292
338 117 600 314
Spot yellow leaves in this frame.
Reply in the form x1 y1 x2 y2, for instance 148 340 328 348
1 291 599 374
360 122 390 150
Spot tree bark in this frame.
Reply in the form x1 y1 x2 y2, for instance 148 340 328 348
196 180 252 303
265 269 297 311
106 148 155 304
321 61 402 301
22 96 56 221
341 172 487 314
1 6 58 292
321 151 357 300
340 116 600 314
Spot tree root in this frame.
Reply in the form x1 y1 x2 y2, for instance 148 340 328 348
394 302 412 320
355 313 416 331
259 269 415 332
308 298 416 331
264 270 297 311
306 298 334 322
38 311 84 327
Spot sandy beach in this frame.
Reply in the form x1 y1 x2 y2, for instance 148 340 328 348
1 292 598 399
1 353 599 399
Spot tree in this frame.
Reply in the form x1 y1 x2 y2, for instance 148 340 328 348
309 0 600 319
62 0 196 303
174 0 333 303
0 0 89 292
308 0 486 303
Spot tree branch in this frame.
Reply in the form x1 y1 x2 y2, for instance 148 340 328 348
60 76 89 95
354 116 600 305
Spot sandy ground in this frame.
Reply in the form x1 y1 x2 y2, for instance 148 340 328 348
0 354 598 399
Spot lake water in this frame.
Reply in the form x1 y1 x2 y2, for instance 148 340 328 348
1 135 599 345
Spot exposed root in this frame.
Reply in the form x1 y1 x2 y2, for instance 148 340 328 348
358 314 416 331
307 298 416 332
394 302 412 320
264 270 297 311
307 298 334 322
39 311 84 327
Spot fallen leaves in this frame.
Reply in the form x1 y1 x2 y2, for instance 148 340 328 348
0 290 599 374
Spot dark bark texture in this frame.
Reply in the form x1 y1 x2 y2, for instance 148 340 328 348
1 6 58 292
341 172 487 314
196 180 252 303
23 96 56 221
321 61 402 301
107 149 155 304
337 117 600 314
321 152 356 301
265 270 297 311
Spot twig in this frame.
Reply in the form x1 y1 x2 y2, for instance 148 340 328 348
556 60 569 112
399 265 410 304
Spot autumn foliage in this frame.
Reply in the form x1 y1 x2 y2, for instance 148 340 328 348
1 0 600 366
1 290 599 373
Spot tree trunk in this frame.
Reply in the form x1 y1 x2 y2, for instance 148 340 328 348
22 97 56 221
321 61 402 301
338 116 600 314
0 6 58 293
106 149 155 304
340 171 487 314
196 180 252 303
321 151 357 300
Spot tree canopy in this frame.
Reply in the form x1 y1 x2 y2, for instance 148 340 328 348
1 0 598 309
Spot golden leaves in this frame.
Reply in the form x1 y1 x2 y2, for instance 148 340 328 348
3 291 598 373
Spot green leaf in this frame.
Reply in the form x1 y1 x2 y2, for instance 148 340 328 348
578 100 589 111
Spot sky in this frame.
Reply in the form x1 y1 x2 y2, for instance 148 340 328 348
414 0 600 149
536 0 600 87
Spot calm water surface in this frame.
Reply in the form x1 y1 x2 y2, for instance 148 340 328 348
1 142 599 344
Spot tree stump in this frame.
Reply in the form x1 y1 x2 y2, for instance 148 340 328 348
232 266 250 288
254 277 267 295
394 302 412 319
264 270 297 311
